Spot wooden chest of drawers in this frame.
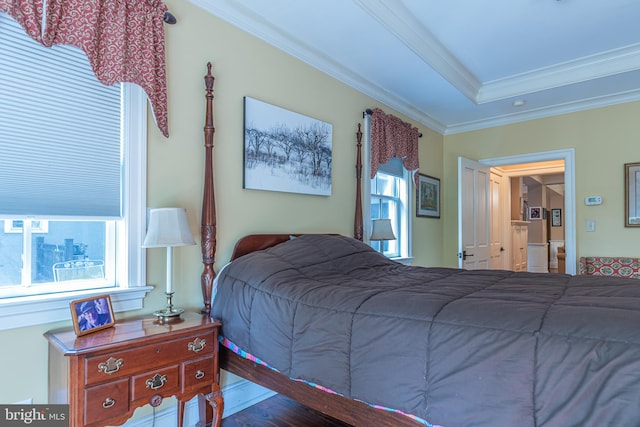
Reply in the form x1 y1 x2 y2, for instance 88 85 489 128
44 312 223 427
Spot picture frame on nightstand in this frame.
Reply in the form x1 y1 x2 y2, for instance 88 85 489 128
70 294 115 336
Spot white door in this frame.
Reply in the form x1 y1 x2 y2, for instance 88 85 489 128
489 170 506 269
458 157 491 269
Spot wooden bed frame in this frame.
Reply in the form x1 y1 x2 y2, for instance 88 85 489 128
199 63 422 426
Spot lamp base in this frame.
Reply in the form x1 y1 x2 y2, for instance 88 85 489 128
153 292 184 321
153 307 184 320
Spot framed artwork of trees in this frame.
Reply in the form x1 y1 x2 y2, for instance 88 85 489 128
243 97 332 196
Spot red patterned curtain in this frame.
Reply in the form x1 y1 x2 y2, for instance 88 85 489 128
369 108 420 184
0 0 43 39
0 0 169 137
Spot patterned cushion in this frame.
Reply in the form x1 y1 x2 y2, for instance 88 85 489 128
578 257 640 279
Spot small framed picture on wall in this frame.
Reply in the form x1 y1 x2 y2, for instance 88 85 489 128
528 206 542 220
416 173 440 218
551 208 562 226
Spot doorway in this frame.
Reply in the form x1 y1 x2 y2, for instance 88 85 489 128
471 149 576 274
503 167 565 273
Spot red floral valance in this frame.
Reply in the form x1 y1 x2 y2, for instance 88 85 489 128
0 0 169 137
369 108 420 184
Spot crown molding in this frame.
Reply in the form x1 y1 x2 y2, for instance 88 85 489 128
445 87 640 135
352 0 480 102
190 0 640 136
478 43 640 103
190 0 448 134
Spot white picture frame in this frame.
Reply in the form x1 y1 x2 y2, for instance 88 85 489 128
528 206 542 220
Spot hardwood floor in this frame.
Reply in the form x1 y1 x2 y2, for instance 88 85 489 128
221 394 351 427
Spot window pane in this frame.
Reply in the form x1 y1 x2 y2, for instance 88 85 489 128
371 198 396 219
370 196 400 257
0 220 23 286
373 173 397 197
0 220 110 288
33 221 107 283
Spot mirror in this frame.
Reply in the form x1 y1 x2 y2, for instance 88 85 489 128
625 162 640 227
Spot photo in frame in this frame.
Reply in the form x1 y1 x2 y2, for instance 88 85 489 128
416 173 440 218
625 162 640 227
528 206 542 220
243 96 332 196
551 208 562 227
70 294 115 336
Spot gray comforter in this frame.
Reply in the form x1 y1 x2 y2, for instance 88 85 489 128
212 234 640 427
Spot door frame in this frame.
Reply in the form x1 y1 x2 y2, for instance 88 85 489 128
479 148 576 274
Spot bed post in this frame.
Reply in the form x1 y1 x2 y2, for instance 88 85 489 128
354 123 364 241
200 62 216 315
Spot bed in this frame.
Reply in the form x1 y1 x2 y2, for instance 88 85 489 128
197 64 640 426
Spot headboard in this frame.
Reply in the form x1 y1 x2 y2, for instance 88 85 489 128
230 234 298 261
197 63 363 314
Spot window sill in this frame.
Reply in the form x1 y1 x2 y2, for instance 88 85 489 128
0 286 153 331
391 256 414 265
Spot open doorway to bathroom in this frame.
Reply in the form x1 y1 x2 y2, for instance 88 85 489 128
479 148 575 274
501 162 565 273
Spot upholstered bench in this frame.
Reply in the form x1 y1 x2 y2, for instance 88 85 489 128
578 256 640 279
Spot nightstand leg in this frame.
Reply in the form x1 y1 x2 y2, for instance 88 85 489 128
178 399 185 427
206 387 224 427
194 394 207 427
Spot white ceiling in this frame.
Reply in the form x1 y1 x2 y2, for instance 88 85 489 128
191 0 640 135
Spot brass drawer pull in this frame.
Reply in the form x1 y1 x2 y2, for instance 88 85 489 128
98 357 124 375
195 370 205 380
188 337 206 353
146 373 167 390
102 397 115 409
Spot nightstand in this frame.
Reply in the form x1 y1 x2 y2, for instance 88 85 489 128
44 312 223 427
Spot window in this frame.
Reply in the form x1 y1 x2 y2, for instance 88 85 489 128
0 13 151 329
363 120 413 261
370 159 411 259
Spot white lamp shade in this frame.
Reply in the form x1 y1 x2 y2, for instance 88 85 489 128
143 208 196 248
370 218 396 241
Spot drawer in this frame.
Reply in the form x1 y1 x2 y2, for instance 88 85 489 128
85 331 214 385
182 355 214 393
84 378 129 425
132 364 180 402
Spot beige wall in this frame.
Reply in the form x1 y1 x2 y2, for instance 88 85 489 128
442 102 640 270
5 0 640 412
0 0 443 407
549 192 565 241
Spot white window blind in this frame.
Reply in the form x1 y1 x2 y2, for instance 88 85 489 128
0 13 122 218
378 157 405 177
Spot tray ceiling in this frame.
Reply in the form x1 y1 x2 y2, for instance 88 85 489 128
191 0 640 134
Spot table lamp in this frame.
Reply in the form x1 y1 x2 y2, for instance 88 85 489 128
370 218 396 253
143 207 196 320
